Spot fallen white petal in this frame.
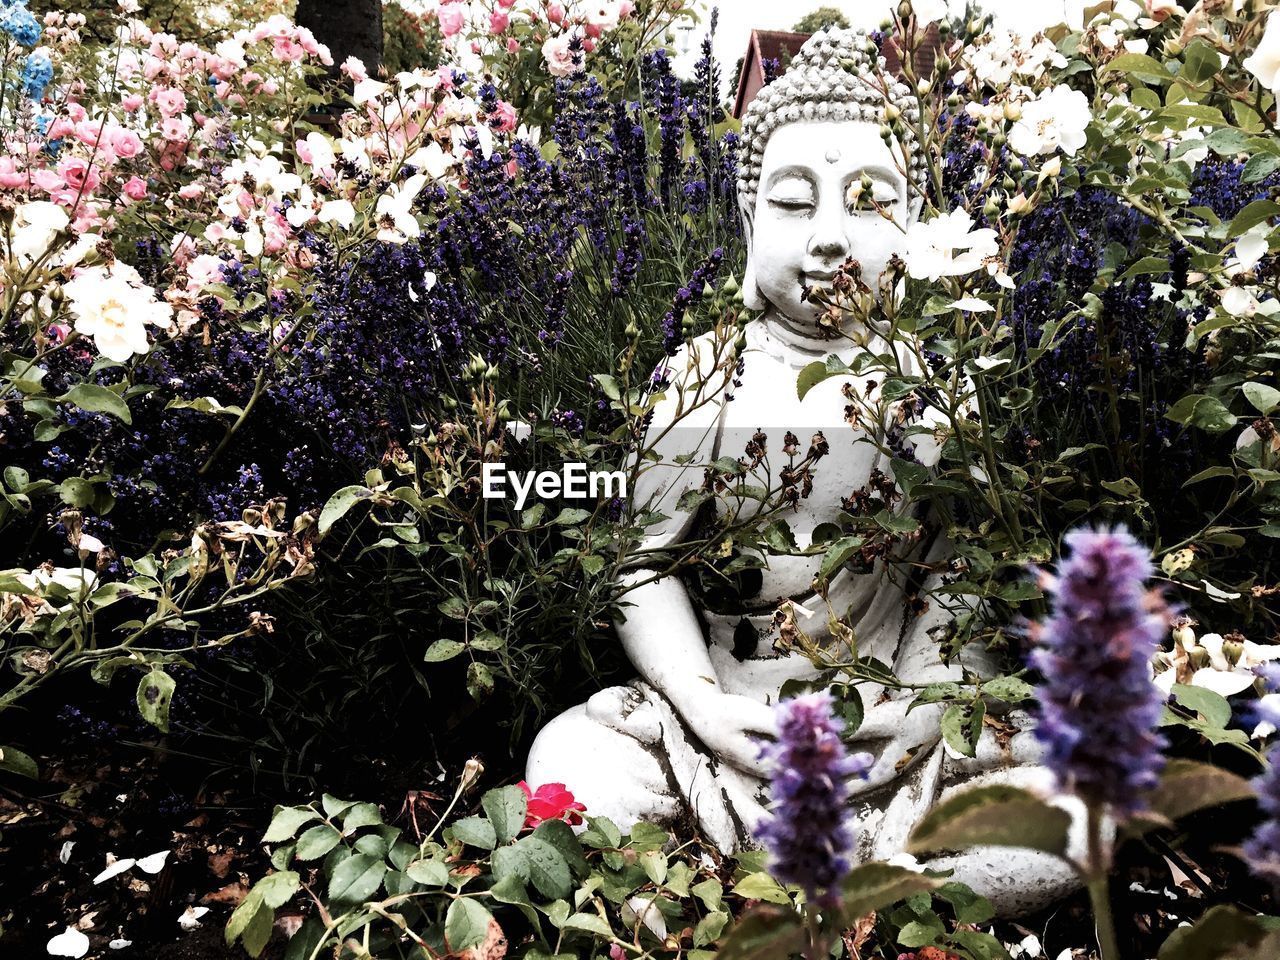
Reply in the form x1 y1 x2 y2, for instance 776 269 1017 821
47 927 90 958
136 850 170 874
59 841 76 864
178 906 209 931
93 858 136 884
109 939 133 950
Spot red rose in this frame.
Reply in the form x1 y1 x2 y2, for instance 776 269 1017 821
518 781 586 828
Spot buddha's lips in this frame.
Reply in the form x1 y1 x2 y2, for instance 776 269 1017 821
802 270 837 284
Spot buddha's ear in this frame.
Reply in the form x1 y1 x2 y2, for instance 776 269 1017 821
740 200 766 310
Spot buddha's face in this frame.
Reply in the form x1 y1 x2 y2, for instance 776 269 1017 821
745 119 912 327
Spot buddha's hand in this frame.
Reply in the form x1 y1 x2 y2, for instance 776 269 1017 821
682 692 776 776
843 698 945 796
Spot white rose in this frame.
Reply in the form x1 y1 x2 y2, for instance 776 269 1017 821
9 201 69 264
903 209 999 282
63 263 172 362
912 0 950 24
542 34 581 78
1244 12 1280 100
1008 85 1092 156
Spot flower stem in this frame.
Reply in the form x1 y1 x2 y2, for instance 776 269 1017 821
802 902 823 960
1085 806 1120 960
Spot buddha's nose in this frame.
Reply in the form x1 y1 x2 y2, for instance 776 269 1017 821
807 205 849 261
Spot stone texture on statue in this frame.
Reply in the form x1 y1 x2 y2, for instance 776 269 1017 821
526 27 1080 917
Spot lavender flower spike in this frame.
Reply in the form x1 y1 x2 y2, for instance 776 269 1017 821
754 691 873 903
1030 525 1169 816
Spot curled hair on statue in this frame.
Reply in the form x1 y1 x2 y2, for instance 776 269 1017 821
737 28 926 311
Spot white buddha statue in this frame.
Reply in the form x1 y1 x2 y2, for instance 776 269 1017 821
527 29 1079 916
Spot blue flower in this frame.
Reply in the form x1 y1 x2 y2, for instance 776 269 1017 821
754 690 873 903
1030 526 1170 816
1 4 41 47
22 48 52 101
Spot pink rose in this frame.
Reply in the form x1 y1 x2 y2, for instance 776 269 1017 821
488 10 510 33
153 87 186 117
437 2 466 38
122 176 148 201
121 93 144 112
110 128 143 159
341 55 368 82
491 99 518 133
541 33 580 77
57 156 100 194
0 157 26 190
178 184 204 200
518 782 586 827
585 3 621 33
582 36 596 52
507 37 520 53
272 36 305 62
619 1 634 17
547 3 565 25
498 0 516 7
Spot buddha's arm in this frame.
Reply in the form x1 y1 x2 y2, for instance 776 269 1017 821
616 571 775 774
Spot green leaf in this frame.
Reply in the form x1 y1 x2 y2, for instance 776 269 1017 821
982 676 1035 704
533 819 590 876
692 878 724 912
717 908 804 960
294 823 342 861
406 858 449 886
328 854 386 904
552 508 592 526
257 870 301 909
797 359 843 400
730 871 791 905
451 815 498 850
318 485 374 536
482 785 529 844
580 816 622 848
694 910 729 947
342 802 383 833
838 863 942 924
1158 905 1274 960
562 913 613 936
817 536 865 583
1170 684 1232 728
1228 199 1280 238
135 669 175 733
263 806 320 843
59 383 132 425
907 784 1071 858
424 639 465 662
941 701 985 759
1139 760 1254 828
518 835 573 900
1244 382 1280 416
225 890 273 957
1102 51 1172 83
445 897 494 952
0 745 38 779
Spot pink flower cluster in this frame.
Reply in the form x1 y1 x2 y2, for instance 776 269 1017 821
432 0 635 78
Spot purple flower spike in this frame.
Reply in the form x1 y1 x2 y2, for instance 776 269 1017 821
1030 525 1169 816
754 691 873 903
1245 758 1280 884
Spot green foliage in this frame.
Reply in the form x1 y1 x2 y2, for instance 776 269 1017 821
791 8 851 34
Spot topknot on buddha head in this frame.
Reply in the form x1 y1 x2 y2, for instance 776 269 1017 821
737 28 926 213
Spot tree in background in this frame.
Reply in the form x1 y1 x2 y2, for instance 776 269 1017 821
383 1 443 74
296 0 383 74
792 6 851 32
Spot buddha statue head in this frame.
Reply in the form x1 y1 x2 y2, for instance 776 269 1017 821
738 29 926 328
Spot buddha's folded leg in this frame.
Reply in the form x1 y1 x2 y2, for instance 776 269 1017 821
526 685 685 832
860 712 1083 917
526 683 766 851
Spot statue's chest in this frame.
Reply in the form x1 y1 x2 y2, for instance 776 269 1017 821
717 360 886 521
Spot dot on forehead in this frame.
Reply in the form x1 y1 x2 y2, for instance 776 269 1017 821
825 148 841 164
